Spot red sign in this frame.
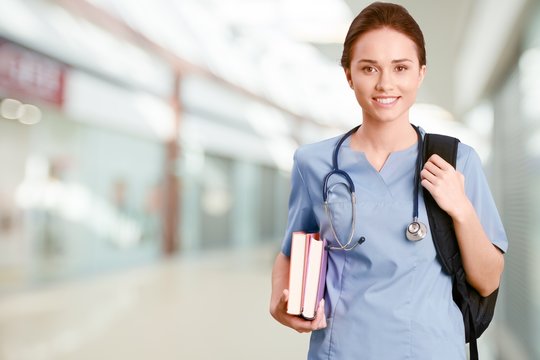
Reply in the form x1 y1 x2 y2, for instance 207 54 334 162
0 39 66 107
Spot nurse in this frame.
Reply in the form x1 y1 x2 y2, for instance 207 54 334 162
269 2 507 359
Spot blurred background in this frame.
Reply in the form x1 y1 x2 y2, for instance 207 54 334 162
0 0 538 359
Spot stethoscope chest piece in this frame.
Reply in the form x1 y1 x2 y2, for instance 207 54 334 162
406 220 427 241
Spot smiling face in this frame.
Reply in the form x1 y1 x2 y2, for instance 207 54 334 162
345 27 426 126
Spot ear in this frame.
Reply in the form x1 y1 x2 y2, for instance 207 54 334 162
417 65 426 88
344 68 353 89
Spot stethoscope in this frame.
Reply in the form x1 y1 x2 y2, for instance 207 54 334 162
323 124 428 251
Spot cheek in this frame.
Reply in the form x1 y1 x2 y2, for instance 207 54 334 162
404 74 424 90
404 83 419 94
352 78 374 95
353 86 373 105
399 78 422 95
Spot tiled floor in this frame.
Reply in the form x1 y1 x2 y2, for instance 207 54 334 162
0 245 309 360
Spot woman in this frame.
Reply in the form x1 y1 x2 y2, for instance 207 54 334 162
269 2 507 359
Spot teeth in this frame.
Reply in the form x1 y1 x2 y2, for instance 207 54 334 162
376 97 397 104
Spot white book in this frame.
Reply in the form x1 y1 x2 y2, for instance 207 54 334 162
301 235 327 320
287 232 309 315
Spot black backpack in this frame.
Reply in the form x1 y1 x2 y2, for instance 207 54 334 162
422 133 499 360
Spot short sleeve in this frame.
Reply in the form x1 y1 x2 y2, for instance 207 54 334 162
281 150 319 257
460 145 508 253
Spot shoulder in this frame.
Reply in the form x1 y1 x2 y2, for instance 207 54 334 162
422 129 479 171
457 141 475 158
294 134 341 165
456 142 481 172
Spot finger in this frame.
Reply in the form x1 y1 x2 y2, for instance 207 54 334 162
281 289 289 302
423 160 445 178
317 302 327 329
311 299 327 330
420 168 438 185
286 316 310 333
291 309 326 333
427 154 452 170
318 298 325 317
278 289 289 310
420 178 435 194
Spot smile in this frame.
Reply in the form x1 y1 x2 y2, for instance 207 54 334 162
374 97 399 105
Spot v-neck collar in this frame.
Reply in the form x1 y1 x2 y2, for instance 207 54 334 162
342 136 418 176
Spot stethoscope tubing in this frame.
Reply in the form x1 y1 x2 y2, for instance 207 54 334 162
323 124 426 250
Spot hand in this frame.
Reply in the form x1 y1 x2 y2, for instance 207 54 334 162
270 289 327 333
420 154 471 219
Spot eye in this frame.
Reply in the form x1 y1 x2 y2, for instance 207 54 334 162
395 65 408 72
362 66 377 74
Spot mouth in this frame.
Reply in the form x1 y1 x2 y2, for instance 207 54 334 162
373 97 399 105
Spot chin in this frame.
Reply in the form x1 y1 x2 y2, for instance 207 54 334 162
366 114 407 124
368 108 411 124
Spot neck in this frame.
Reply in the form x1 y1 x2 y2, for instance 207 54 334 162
352 120 417 153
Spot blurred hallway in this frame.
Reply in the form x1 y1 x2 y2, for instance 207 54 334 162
1 0 540 358
0 244 309 360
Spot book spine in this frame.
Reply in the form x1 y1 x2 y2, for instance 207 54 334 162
301 234 325 320
286 231 306 315
315 238 328 308
300 234 311 312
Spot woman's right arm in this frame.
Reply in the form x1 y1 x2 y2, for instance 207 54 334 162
269 252 326 333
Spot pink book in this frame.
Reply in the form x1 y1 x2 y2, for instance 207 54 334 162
301 234 327 320
287 232 310 315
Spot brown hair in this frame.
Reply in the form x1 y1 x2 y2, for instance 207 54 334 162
340 2 426 69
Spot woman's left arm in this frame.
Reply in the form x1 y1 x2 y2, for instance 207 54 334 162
421 154 504 297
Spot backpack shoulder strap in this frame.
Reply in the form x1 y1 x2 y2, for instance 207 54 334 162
422 133 460 275
423 133 491 360
423 133 459 168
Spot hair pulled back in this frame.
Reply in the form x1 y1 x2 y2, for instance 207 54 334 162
341 2 426 69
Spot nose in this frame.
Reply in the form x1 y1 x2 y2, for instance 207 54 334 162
375 70 394 92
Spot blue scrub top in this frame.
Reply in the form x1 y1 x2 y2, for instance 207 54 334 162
281 128 508 360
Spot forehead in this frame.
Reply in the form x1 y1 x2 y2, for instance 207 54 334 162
351 28 419 62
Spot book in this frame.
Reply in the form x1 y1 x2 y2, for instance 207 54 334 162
301 234 327 320
286 232 327 320
286 231 310 315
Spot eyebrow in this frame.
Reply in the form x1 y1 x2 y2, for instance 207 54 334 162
357 58 414 64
